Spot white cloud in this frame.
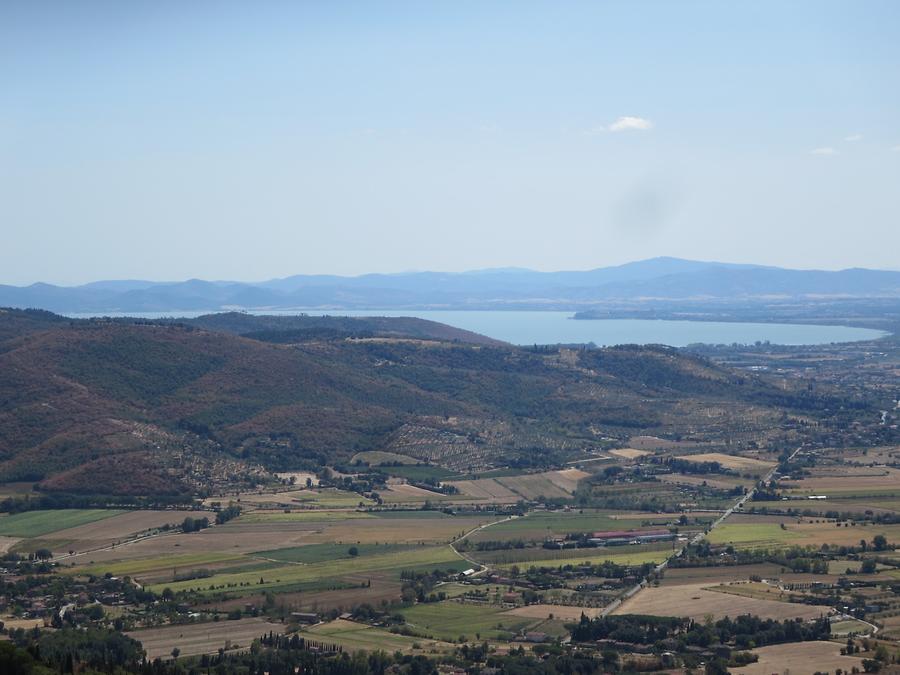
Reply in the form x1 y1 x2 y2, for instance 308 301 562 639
609 116 653 132
845 133 863 142
892 145 900 152
811 147 837 156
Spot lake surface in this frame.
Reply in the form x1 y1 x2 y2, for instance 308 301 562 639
72 309 888 347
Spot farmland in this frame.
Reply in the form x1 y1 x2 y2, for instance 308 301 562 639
492 548 670 570
676 452 775 473
0 509 125 537
466 510 670 544
611 581 830 621
2 308 900 672
446 469 588 503
232 488 373 509
127 617 287 659
707 518 900 550
399 601 535 641
732 641 865 674
607 448 651 460
299 619 452 653
146 545 468 596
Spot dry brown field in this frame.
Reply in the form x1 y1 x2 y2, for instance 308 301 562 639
1 617 44 630
496 474 572 500
732 640 864 674
127 617 286 659
721 513 795 524
380 483 454 503
837 446 900 466
200 572 403 614
706 581 814 604
448 470 587 502
608 448 651 460
612 582 831 621
72 514 498 574
502 604 601 620
543 468 590 493
716 518 900 549
446 478 519 502
677 452 775 472
660 564 787 585
209 490 311 507
0 536 20 553
38 510 198 555
780 467 900 491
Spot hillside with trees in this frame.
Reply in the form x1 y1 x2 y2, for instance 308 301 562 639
0 309 879 495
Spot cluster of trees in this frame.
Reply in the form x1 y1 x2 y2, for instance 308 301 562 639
572 613 831 650
181 516 210 533
0 627 144 674
214 503 241 525
0 493 192 514
673 540 892 577
398 568 458 604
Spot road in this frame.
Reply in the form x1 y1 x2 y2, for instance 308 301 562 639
600 446 804 616
449 514 518 574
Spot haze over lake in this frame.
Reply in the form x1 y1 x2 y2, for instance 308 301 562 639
69 310 887 347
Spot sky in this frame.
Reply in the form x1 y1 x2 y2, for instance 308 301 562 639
2 1 899 286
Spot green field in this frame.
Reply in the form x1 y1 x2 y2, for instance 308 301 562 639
76 551 245 578
706 523 799 549
371 510 457 519
350 451 420 465
469 511 671 543
830 619 872 636
253 542 414 564
288 490 374 508
0 509 126 537
494 548 669 570
400 601 534 641
147 545 467 596
473 541 674 565
301 619 450 653
236 510 374 523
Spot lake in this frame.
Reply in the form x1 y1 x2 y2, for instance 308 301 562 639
72 309 888 347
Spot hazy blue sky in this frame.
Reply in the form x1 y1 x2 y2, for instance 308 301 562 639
2 1 899 285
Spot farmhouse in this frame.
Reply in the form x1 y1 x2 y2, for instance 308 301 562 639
290 612 320 624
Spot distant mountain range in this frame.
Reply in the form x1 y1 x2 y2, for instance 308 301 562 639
3 257 900 314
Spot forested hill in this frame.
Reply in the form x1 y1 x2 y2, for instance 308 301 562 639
0 309 877 496
178 312 505 345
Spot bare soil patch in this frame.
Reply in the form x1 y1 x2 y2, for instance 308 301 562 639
45 510 197 554
612 582 831 621
0 536 20 553
732 640 864 674
678 453 775 471
446 478 519 502
608 448 651 460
